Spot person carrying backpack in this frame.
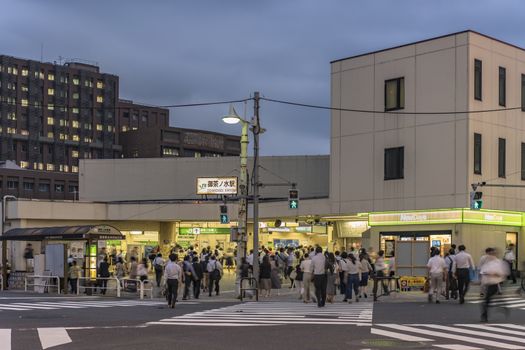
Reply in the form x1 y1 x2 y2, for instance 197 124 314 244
153 253 165 287
206 255 222 296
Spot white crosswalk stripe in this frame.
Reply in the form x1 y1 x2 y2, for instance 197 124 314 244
148 301 373 327
0 299 180 311
372 323 525 350
467 296 525 310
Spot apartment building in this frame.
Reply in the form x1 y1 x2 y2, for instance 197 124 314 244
0 55 121 174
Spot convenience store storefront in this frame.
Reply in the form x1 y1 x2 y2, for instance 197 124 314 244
366 208 524 274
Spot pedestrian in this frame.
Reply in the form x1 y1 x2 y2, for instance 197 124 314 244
294 260 304 298
23 243 34 272
207 255 222 296
138 258 149 283
339 252 349 296
192 256 203 299
68 260 81 294
182 255 196 300
427 248 447 304
259 255 272 297
153 253 165 287
345 253 361 303
503 244 517 284
445 249 457 299
311 246 328 307
374 250 389 296
286 249 295 287
300 253 314 303
164 253 182 308
480 247 509 322
359 253 372 299
326 253 338 303
148 250 157 272
454 245 475 304
388 250 400 291
98 257 110 295
270 255 282 295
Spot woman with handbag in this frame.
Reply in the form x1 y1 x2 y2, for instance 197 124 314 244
326 253 338 303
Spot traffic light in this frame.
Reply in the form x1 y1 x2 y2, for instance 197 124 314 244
289 189 299 209
470 191 483 210
219 205 229 224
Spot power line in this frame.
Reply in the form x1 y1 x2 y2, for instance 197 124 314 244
260 97 525 115
160 98 252 108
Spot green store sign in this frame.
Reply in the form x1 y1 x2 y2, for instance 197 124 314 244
179 227 230 235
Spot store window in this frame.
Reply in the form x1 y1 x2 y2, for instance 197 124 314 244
384 147 404 180
499 66 506 107
474 133 482 175
385 77 404 111
39 183 50 192
474 59 482 101
498 138 506 178
23 182 34 191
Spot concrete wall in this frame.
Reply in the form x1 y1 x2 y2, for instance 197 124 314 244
331 32 470 214
79 155 329 202
467 32 525 211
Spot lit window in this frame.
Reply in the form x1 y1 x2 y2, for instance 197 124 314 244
107 125 113 132
72 135 80 142
96 96 103 103
13 67 18 75
72 150 79 158
7 112 16 120
7 127 16 134
21 84 28 92
96 124 103 131
84 79 92 87
73 93 79 99
39 71 44 79
37 163 43 170
47 117 54 125
48 88 54 96
21 99 28 107
48 103 54 111
34 101 41 109
21 130 29 136
72 120 79 128
20 161 29 169
59 133 65 140
48 73 54 81
132 127 138 131
59 119 65 126
84 137 92 143
46 164 55 171
21 68 28 76
64 165 69 172
47 132 54 138
97 81 104 89
121 126 128 132
72 108 79 114
72 166 79 173
73 77 80 85
163 147 180 156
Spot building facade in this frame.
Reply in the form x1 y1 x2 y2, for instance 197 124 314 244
0 56 121 174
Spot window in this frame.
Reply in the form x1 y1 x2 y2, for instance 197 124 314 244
55 184 64 193
141 115 148 123
46 164 55 171
121 126 128 132
39 183 50 192
73 92 79 100
69 185 78 193
48 103 54 111
384 147 404 180
48 88 54 96
474 133 482 175
96 124 103 131
498 138 506 178
162 147 180 156
21 84 28 92
499 67 506 107
21 130 29 136
73 77 80 85
7 112 16 121
522 143 525 181
21 68 28 76
7 127 16 134
23 182 34 191
385 77 405 111
7 180 18 190
97 80 104 89
474 59 482 101
20 161 29 169
96 96 103 103
48 73 54 81
72 150 79 158
72 108 79 114
522 74 525 112
72 120 79 128
47 132 54 138
21 99 28 107
47 117 54 125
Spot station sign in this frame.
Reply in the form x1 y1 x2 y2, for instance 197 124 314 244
179 227 231 235
197 177 238 195
369 210 462 226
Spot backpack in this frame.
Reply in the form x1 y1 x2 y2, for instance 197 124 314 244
210 262 221 280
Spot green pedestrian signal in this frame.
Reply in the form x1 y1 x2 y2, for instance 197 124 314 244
220 214 230 224
473 200 483 209
288 188 299 209
469 191 483 210
289 199 298 209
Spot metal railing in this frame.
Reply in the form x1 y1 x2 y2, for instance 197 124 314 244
240 277 258 302
76 277 120 297
25 275 60 294
139 279 153 300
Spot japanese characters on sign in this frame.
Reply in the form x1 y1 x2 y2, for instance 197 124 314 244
197 177 238 195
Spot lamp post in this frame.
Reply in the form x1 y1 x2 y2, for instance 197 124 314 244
1 195 16 290
222 92 261 295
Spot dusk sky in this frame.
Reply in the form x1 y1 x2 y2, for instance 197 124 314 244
2 0 524 155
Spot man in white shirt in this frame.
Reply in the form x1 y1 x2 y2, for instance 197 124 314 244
164 254 182 308
246 250 254 267
504 244 516 284
454 245 475 304
206 255 223 297
300 254 314 303
427 249 447 304
310 247 328 307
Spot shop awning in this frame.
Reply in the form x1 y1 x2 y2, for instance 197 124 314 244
0 225 124 241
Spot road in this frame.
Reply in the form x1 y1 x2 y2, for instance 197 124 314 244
0 289 525 350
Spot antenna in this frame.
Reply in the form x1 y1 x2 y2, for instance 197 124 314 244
40 43 44 62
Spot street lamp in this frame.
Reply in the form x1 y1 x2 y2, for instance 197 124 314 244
222 92 262 297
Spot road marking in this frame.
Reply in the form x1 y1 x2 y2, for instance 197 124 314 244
375 324 523 349
371 327 432 341
0 300 167 311
469 297 521 304
37 328 72 349
433 345 483 350
411 324 525 344
0 329 11 350
458 324 525 337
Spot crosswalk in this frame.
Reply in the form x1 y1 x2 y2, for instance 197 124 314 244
0 299 171 312
1 327 72 350
372 323 525 350
467 296 525 310
148 301 373 327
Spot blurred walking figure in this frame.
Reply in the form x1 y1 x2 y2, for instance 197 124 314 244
311 246 328 307
454 245 475 304
153 253 165 287
326 253 338 303
374 250 388 296
207 255 223 296
345 253 361 303
98 257 110 295
445 249 457 299
138 258 149 283
427 248 447 304
300 253 314 303
164 254 182 308
480 248 509 322
68 260 81 294
503 244 517 284
359 253 373 299
259 255 272 297
182 255 196 300
192 256 203 299
270 255 282 295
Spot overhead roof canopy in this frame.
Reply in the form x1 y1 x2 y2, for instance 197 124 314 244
0 225 124 241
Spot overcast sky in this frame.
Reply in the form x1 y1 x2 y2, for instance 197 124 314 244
2 0 524 155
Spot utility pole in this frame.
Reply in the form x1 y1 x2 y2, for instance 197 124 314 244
252 91 261 282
